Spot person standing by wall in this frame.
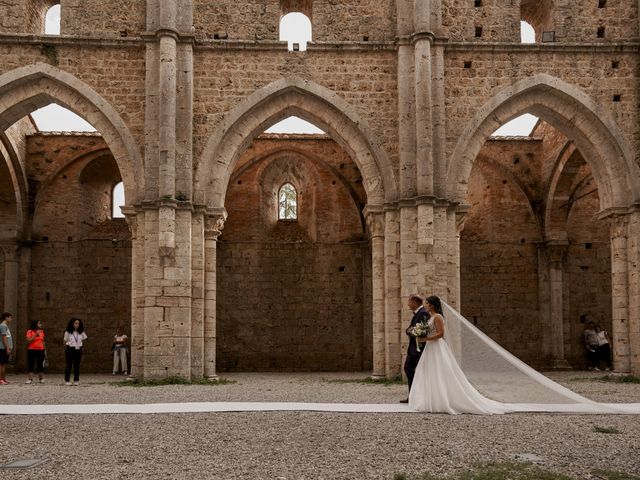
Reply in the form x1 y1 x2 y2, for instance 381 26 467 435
63 318 87 386
594 324 612 371
25 320 46 384
0 312 13 385
112 326 128 376
583 321 600 371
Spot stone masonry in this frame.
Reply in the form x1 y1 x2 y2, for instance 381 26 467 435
0 1 639 378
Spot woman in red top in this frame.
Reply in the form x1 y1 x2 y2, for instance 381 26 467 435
25 320 46 384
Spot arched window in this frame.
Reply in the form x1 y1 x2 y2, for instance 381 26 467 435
112 182 125 218
520 20 535 43
44 4 61 35
278 183 298 220
279 12 312 51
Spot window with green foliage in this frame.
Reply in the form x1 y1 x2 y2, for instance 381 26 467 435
278 183 297 220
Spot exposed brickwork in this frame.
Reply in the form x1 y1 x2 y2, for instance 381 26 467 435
219 135 371 371
20 134 131 372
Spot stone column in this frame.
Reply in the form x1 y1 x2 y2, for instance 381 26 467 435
384 208 402 377
414 0 434 197
546 242 571 368
626 209 640 375
2 244 18 320
365 208 386 378
123 208 145 379
203 210 226 379
610 214 631 372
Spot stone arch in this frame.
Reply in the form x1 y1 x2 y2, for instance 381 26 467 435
32 148 112 219
230 146 366 229
0 63 143 204
196 77 397 209
447 74 640 212
0 132 28 239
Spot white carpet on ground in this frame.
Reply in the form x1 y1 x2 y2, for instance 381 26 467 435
1 401 640 415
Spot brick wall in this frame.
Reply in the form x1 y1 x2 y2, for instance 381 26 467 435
217 135 371 371
20 134 131 373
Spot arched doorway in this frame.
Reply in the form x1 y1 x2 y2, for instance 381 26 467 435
197 78 397 377
448 75 640 373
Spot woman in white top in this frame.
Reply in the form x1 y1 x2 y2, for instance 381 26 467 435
63 317 87 386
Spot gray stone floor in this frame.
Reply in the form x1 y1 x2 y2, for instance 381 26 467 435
1 371 639 479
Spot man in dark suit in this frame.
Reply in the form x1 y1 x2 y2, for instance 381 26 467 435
400 294 430 403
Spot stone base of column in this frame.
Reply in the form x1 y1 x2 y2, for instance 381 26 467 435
370 373 386 380
205 374 219 381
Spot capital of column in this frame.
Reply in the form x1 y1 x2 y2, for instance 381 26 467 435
205 208 228 241
121 206 139 238
609 213 630 239
0 242 19 262
364 207 385 239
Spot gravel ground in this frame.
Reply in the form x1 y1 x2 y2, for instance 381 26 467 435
1 371 639 479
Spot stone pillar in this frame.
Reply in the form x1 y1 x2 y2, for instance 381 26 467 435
123 209 145 379
365 208 386 378
203 210 226 379
546 242 571 369
610 214 631 372
384 209 402 377
626 209 640 375
2 244 18 319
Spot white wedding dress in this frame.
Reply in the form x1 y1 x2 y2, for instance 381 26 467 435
409 317 511 414
408 303 640 415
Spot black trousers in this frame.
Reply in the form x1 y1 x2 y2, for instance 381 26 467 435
597 344 612 368
27 349 45 373
64 347 82 382
404 349 423 393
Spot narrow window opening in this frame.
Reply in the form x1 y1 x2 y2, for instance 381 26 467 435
44 4 61 35
598 0 607 8
278 183 298 220
613 94 621 102
474 26 483 37
597 26 605 38
611 60 619 69
464 61 472 69
280 12 312 51
521 21 535 43
112 182 125 218
474 0 482 6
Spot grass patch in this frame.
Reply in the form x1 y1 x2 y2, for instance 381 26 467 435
111 376 236 387
592 470 640 480
592 426 621 434
325 376 404 386
570 375 640 384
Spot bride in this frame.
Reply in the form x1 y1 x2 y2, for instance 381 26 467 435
408 295 510 414
408 295 640 415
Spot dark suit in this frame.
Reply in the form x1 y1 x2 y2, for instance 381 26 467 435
404 306 430 392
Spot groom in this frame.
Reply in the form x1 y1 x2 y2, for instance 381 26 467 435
400 294 430 403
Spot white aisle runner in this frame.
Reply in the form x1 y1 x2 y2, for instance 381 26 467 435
2 401 640 415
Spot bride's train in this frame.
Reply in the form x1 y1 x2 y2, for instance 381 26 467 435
408 302 640 414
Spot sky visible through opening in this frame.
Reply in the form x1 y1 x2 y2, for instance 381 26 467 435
33 13 540 215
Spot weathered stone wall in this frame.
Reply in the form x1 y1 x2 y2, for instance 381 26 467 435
20 134 131 372
59 0 146 37
442 0 638 42
444 49 639 163
461 132 611 368
218 135 371 371
192 49 398 186
564 173 611 367
461 140 543 365
192 0 396 42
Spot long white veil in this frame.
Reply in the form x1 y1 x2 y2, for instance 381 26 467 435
442 301 640 413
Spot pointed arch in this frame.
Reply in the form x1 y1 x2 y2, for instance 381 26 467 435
0 63 143 204
196 77 397 208
447 74 640 212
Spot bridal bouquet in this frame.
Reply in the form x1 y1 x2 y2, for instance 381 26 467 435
411 320 431 352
